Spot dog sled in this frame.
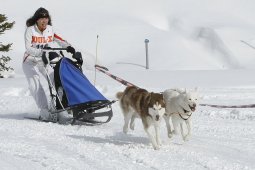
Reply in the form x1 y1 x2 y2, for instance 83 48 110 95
42 48 114 125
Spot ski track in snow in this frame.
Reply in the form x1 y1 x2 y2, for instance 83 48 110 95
0 83 255 169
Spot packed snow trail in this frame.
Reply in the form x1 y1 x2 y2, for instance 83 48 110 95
0 77 255 169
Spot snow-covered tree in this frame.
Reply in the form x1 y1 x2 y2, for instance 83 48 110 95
0 14 15 78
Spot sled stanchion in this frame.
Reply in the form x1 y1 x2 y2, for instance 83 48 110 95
43 67 67 112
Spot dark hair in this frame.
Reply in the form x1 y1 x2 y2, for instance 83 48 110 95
26 7 52 27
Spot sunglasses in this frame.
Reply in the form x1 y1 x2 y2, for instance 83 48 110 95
38 12 49 19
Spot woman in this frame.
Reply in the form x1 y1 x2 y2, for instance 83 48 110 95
23 7 75 120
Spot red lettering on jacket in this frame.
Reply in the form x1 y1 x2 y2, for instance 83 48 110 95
48 36 53 42
31 36 53 44
32 36 37 43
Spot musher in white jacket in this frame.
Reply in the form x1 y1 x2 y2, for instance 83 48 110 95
23 7 75 120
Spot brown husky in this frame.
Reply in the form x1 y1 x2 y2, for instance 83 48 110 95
116 86 165 150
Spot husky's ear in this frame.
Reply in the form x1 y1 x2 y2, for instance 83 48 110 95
162 92 165 100
198 94 203 100
147 93 152 104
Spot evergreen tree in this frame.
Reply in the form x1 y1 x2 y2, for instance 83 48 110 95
0 14 15 78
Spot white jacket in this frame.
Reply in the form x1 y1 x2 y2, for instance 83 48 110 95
23 24 70 63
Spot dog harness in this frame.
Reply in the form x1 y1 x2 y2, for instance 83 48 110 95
179 112 192 120
178 108 193 120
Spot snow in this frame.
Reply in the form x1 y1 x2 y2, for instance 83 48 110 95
1 0 255 169
1 77 255 170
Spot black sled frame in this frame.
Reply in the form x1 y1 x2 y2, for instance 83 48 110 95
43 48 114 125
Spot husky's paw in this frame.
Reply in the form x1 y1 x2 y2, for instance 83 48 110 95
130 124 135 130
156 139 162 146
168 132 173 138
183 135 190 141
172 130 178 135
153 145 160 150
123 127 128 134
157 142 162 147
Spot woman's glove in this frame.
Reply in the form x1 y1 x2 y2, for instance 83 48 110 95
73 52 83 65
66 46 75 54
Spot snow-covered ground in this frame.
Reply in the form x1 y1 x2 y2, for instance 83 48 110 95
1 72 255 170
1 0 255 169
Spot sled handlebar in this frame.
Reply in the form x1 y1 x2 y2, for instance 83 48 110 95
42 48 67 51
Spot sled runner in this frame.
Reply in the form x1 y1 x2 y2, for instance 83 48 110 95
42 48 114 125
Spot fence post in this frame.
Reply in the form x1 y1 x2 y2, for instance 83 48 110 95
145 39 149 69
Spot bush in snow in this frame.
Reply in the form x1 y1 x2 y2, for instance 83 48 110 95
0 14 15 78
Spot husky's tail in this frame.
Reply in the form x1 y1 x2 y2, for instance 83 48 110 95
116 92 124 99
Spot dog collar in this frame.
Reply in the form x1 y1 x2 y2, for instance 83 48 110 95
179 112 192 120
183 108 189 113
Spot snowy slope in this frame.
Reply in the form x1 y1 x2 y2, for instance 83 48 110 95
2 0 255 73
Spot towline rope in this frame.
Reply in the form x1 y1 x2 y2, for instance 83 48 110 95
95 64 255 109
200 103 255 108
95 65 138 88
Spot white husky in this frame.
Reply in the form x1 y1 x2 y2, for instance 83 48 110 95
163 88 199 141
